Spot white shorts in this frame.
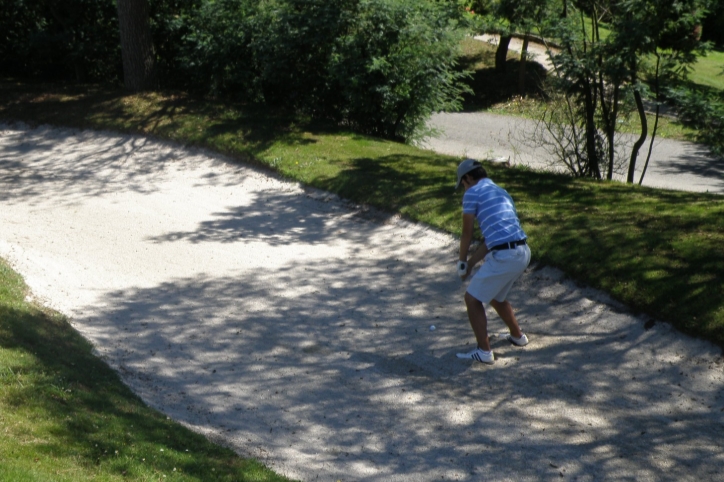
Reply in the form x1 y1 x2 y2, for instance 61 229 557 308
466 244 531 304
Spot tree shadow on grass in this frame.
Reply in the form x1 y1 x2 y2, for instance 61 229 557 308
459 60 548 112
0 81 327 164
314 154 459 213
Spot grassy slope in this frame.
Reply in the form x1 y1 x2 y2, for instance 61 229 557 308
0 259 296 482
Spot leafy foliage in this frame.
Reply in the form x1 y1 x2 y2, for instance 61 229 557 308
176 0 470 140
324 0 471 139
1 0 470 140
173 0 258 98
149 0 204 89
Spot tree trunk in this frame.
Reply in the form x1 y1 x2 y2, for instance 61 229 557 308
117 0 157 92
583 79 601 179
640 54 662 186
628 89 647 183
603 84 619 180
639 105 659 185
597 60 619 181
495 35 512 72
518 35 529 96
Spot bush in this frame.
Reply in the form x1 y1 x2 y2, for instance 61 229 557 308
149 0 204 90
325 0 471 140
2 0 471 141
176 0 470 140
173 0 259 98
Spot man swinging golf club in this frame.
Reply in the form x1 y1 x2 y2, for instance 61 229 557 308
455 159 531 365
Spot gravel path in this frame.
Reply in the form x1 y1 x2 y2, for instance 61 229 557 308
1 123 723 481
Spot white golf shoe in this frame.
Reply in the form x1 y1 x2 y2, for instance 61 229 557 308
456 347 494 364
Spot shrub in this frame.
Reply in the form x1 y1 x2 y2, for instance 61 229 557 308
326 0 471 140
3 0 471 141
149 0 204 90
173 0 259 98
177 0 470 140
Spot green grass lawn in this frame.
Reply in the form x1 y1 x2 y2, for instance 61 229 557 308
0 79 723 478
690 49 724 91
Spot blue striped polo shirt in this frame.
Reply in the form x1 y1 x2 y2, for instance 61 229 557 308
462 178 526 249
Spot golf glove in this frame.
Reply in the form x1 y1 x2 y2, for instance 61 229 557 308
457 261 468 277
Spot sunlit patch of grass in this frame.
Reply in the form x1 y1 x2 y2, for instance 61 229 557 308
690 49 724 92
487 95 549 120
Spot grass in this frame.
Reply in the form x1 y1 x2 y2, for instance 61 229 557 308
689 49 724 91
0 78 723 477
0 259 296 482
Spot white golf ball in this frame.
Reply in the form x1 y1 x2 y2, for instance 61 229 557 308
429 325 436 331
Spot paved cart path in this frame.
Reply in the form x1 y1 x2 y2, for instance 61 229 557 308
1 123 723 481
422 36 723 195
422 112 724 195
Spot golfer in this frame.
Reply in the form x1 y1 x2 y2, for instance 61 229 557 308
454 159 531 365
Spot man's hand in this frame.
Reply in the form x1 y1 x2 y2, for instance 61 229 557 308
456 260 468 278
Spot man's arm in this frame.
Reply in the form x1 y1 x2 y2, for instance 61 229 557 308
459 214 489 280
459 213 475 262
466 241 489 270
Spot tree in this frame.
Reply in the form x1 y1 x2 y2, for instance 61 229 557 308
609 0 712 182
541 0 711 181
117 0 157 91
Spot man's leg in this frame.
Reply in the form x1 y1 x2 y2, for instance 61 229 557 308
464 292 491 351
489 299 523 339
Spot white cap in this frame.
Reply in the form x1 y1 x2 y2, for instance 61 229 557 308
455 158 482 190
